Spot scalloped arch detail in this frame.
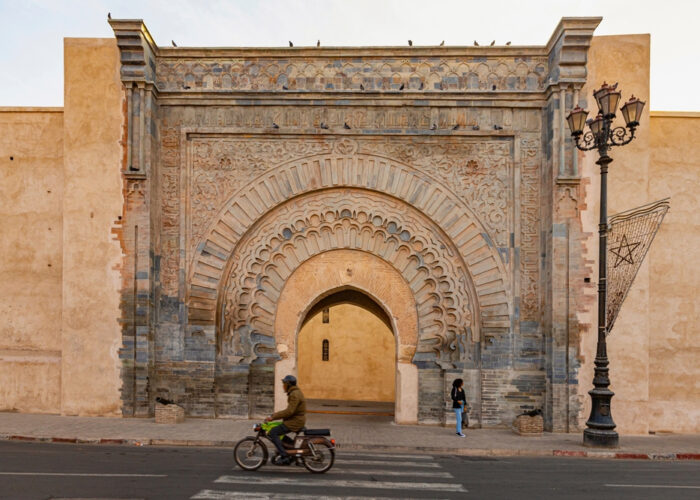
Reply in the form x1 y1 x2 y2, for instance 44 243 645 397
187 153 510 365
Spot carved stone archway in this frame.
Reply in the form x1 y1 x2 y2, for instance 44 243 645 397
187 152 511 344
185 151 513 422
218 188 478 367
274 249 419 423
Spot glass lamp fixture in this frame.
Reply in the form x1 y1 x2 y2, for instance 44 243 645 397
566 105 589 136
620 95 646 128
588 113 604 136
593 82 621 118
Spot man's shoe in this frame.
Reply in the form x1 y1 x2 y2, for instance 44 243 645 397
273 454 293 465
457 432 466 437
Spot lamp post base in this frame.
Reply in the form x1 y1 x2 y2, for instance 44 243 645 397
583 428 619 448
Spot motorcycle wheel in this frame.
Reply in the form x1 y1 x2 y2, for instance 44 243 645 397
302 442 335 474
233 437 268 471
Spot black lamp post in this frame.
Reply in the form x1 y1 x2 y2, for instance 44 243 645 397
566 82 646 448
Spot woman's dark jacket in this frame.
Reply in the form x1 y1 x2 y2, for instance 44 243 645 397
451 386 467 409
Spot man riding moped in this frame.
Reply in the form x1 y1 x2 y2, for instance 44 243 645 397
265 374 306 465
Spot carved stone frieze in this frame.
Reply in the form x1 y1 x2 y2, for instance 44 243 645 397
519 137 541 321
156 56 547 93
189 138 332 251
186 136 513 254
160 126 181 295
219 189 476 367
359 139 512 246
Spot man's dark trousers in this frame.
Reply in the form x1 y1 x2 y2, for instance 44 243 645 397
269 423 291 456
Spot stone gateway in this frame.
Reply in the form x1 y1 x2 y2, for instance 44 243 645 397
2 16 699 435
111 17 590 430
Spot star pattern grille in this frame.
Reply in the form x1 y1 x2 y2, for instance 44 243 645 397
606 199 670 333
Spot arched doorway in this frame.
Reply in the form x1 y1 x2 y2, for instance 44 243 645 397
297 290 396 415
273 249 419 424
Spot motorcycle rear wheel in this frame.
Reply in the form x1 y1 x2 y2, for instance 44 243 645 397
302 441 335 473
233 437 267 471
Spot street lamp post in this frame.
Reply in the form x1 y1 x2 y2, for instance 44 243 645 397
566 83 646 448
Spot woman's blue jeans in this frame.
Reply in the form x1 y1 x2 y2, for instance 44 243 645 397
454 408 463 433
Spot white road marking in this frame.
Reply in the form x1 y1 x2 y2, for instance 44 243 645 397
193 490 448 500
214 475 466 492
0 472 167 477
335 468 453 478
606 484 700 490
339 452 435 460
334 459 440 468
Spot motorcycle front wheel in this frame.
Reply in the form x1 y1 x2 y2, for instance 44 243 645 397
233 437 268 471
303 441 335 473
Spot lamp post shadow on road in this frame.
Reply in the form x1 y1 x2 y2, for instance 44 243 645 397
566 83 646 448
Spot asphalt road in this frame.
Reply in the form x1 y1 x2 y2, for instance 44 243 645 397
0 441 699 499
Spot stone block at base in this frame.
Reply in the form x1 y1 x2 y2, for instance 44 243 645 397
513 414 543 436
156 403 185 424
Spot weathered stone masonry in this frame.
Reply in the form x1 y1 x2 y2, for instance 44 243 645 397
110 17 602 429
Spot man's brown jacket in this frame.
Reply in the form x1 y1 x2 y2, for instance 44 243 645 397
271 385 306 432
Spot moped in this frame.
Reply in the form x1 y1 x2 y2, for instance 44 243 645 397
233 421 336 473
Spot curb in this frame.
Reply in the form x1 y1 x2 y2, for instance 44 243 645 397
2 434 699 460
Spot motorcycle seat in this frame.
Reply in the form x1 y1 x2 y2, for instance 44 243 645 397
301 428 330 436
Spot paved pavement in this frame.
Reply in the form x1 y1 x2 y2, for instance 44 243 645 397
0 411 698 460
1 441 699 499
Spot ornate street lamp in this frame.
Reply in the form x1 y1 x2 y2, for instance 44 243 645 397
566 82 645 448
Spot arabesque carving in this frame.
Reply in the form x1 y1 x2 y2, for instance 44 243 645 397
156 56 547 93
218 189 477 367
185 152 511 349
187 136 513 253
520 137 541 321
360 139 512 246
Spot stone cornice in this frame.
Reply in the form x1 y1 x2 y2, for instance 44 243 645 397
156 46 547 58
108 17 602 97
545 17 602 90
108 19 158 84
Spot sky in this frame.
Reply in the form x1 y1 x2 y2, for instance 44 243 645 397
1 0 698 110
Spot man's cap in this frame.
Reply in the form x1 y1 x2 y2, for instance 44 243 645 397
281 375 297 385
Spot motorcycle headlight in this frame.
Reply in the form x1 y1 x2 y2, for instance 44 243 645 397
253 424 261 431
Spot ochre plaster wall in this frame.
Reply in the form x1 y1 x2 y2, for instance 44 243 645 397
579 34 651 434
647 112 700 432
61 39 123 415
298 303 395 402
0 108 64 413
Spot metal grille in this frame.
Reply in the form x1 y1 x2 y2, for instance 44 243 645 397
322 339 329 361
606 198 670 333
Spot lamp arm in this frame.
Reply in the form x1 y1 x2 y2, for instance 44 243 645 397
573 131 598 151
609 126 636 147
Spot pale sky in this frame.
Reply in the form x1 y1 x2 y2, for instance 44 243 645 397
1 0 698 110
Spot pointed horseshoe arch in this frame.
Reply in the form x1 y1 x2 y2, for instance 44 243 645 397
186 153 511 361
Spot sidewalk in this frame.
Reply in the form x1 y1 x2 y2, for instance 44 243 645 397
1 412 698 460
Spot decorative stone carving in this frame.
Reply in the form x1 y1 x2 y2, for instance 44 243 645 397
186 136 513 255
520 137 541 322
189 138 332 250
184 152 510 345
361 139 512 246
156 56 547 93
219 189 477 367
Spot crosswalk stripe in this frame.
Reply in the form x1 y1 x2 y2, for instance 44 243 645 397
214 475 467 492
338 452 435 460
335 468 453 478
334 459 440 468
192 490 449 500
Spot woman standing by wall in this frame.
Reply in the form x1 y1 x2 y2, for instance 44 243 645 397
451 378 467 437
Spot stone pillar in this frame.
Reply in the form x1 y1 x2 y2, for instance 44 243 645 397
110 20 159 416
543 18 600 431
